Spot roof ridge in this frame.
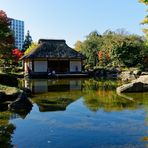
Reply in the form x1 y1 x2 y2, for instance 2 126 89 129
21 39 85 60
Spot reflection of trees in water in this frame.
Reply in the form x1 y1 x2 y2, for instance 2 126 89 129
83 90 126 112
83 79 120 91
83 90 148 112
0 124 16 148
82 79 148 112
0 111 16 148
119 93 148 145
0 107 32 147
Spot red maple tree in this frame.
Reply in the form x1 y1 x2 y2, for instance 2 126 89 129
97 51 110 66
98 51 110 61
12 49 23 63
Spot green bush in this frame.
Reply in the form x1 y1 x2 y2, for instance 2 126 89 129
0 73 18 87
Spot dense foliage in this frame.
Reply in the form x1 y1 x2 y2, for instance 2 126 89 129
75 31 102 69
139 0 148 45
101 31 147 67
12 48 23 64
12 49 23 59
75 29 148 69
139 0 148 5
0 10 14 67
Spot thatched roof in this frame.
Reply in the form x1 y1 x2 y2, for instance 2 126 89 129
21 39 84 60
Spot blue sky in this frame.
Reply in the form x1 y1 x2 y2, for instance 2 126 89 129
1 0 147 47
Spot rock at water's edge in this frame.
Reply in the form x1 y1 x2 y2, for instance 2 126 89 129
8 92 33 111
117 75 148 93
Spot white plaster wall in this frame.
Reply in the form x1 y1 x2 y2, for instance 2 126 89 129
70 61 81 72
24 61 28 72
34 61 47 72
24 60 32 72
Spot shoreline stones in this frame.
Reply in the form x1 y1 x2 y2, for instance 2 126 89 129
0 86 33 113
117 75 148 93
8 92 33 112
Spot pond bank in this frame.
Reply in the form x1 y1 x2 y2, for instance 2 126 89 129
0 87 32 115
0 73 32 113
0 84 20 103
117 75 148 93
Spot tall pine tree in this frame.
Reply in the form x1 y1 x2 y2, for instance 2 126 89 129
22 30 32 52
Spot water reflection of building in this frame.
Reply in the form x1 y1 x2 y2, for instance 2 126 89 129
24 79 83 93
9 113 20 120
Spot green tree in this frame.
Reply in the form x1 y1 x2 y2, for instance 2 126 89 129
139 0 148 45
24 42 38 55
139 0 148 4
99 30 118 66
100 30 146 67
22 30 32 52
75 31 102 68
75 29 147 69
0 10 14 66
111 35 146 67
74 40 83 52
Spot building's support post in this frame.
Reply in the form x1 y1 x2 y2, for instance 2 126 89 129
68 59 70 73
32 59 34 72
47 58 49 73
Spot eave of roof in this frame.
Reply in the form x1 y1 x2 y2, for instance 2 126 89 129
21 39 85 60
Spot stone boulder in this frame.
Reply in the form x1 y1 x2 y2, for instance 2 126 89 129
134 75 148 84
133 69 141 76
117 75 148 93
22 87 32 97
141 72 148 75
8 92 33 112
119 71 137 82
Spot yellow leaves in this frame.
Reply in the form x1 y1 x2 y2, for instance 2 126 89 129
24 42 38 55
0 111 12 126
143 136 148 141
74 40 83 52
141 16 148 24
139 0 148 40
139 0 148 5
142 28 148 34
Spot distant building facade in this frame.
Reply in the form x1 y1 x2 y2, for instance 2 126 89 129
10 18 24 50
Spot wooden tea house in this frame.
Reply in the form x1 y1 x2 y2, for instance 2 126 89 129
21 39 85 78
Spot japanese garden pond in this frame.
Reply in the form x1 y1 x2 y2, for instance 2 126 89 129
1 78 148 148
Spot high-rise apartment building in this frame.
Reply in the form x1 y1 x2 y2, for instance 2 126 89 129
10 18 24 50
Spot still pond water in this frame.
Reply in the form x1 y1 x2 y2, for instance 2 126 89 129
1 78 148 148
